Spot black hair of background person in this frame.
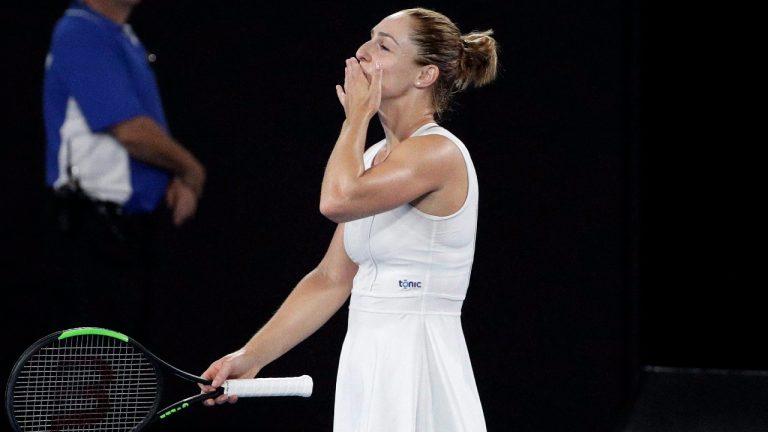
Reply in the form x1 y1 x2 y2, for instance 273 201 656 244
7 0 750 430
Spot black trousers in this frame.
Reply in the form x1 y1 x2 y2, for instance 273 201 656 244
41 190 166 344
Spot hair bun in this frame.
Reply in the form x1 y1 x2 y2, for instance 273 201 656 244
402 8 499 116
456 30 498 90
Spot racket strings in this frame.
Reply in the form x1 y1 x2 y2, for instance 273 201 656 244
11 334 159 431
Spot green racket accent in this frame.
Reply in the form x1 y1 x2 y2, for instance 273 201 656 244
58 327 130 342
158 402 190 420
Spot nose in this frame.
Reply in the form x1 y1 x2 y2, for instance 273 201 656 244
355 40 372 64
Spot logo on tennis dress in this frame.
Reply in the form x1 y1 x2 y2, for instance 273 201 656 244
398 279 422 290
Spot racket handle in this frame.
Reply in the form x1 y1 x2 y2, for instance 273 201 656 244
223 375 313 397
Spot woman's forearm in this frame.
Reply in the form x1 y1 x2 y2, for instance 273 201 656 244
320 118 370 219
241 267 352 370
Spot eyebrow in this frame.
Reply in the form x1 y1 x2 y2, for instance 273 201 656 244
371 29 400 46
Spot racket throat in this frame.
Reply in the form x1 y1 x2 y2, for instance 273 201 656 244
155 387 224 422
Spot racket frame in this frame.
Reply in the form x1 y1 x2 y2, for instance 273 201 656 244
5 327 222 431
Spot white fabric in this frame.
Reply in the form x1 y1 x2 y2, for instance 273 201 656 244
335 123 486 432
54 97 132 204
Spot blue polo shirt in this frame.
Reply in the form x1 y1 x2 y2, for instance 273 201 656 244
44 1 170 214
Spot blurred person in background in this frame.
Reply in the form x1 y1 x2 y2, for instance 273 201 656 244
42 0 205 340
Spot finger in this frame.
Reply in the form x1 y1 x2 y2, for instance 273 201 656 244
175 189 198 226
335 85 346 107
215 394 232 405
343 60 351 90
200 363 217 383
173 206 184 227
200 364 220 393
346 58 361 83
228 395 239 404
212 362 231 389
176 204 194 226
166 183 177 208
372 61 383 90
198 380 213 393
348 58 364 82
173 196 191 226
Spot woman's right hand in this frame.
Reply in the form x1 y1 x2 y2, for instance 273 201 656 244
335 58 382 122
200 348 262 406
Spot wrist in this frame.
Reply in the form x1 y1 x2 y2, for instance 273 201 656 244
241 344 268 372
180 161 205 197
344 114 372 127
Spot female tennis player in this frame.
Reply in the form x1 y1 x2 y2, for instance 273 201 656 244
201 8 498 431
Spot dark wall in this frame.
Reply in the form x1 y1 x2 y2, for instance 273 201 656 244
1 1 641 431
638 4 763 370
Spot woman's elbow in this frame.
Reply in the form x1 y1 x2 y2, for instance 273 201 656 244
319 197 349 223
322 187 366 223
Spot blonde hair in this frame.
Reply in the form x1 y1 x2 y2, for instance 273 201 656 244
403 8 498 116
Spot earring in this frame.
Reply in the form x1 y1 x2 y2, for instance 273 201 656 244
416 81 422 87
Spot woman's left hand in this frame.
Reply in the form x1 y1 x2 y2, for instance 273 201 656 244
335 58 382 122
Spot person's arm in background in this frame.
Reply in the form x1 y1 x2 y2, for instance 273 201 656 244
112 116 205 225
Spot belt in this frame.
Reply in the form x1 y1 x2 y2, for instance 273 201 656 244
349 291 464 316
50 187 156 241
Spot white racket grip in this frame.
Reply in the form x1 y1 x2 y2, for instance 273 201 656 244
222 375 313 397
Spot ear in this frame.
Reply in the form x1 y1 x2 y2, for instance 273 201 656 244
414 65 439 88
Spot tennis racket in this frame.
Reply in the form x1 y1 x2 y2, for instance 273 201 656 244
5 327 313 431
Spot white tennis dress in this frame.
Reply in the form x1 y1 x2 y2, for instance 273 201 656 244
335 123 486 432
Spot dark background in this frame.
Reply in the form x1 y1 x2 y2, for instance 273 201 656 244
0 0 759 431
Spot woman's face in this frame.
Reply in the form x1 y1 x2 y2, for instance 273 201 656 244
355 12 422 98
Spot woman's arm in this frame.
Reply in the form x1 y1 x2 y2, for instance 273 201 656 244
321 59 463 223
320 132 462 223
200 224 357 404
